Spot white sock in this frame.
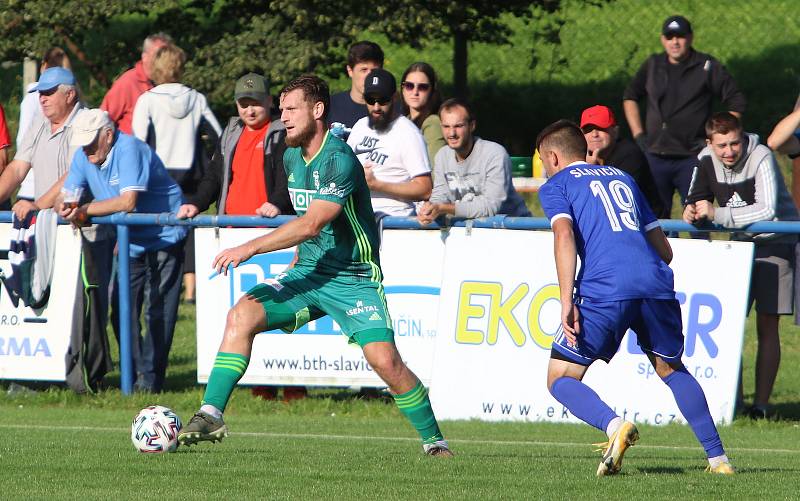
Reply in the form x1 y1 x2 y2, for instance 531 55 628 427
606 417 623 438
708 454 729 467
200 404 223 419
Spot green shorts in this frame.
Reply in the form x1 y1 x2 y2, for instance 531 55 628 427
246 267 395 347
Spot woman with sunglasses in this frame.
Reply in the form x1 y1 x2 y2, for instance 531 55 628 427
401 62 446 164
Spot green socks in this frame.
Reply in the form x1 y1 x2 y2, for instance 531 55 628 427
393 381 444 444
201 352 249 412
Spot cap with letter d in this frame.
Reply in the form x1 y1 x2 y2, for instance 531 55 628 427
363 68 396 101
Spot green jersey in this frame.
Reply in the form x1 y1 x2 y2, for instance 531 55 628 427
284 131 382 281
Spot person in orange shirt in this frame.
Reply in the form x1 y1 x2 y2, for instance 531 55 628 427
100 33 172 134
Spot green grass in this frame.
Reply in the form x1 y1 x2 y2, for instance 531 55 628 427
1 302 800 498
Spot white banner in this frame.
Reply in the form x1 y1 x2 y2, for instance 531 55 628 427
0 223 82 381
428 228 752 425
194 228 444 386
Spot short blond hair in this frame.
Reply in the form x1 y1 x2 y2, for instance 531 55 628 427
150 45 185 85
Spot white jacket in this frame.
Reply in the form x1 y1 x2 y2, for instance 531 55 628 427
132 83 221 170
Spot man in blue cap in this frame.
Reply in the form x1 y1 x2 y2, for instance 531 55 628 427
0 66 115 393
0 67 84 215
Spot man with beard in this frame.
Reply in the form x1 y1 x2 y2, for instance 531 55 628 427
347 68 432 218
178 74 453 458
418 98 530 224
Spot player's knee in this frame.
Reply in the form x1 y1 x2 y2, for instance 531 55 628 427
654 357 685 380
366 347 403 380
224 302 261 341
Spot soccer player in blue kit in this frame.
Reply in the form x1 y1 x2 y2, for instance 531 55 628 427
535 120 734 476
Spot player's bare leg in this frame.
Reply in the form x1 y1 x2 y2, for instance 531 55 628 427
363 341 452 457
647 354 733 474
547 358 638 476
179 296 268 445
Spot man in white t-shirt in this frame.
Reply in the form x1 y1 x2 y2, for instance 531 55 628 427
347 68 432 217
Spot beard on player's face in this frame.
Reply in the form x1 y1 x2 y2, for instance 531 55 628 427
285 116 316 148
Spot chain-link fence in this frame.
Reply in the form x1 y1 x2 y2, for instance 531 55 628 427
409 0 790 156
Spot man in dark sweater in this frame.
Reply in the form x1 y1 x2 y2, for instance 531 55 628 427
580 105 665 217
623 15 746 217
328 41 383 140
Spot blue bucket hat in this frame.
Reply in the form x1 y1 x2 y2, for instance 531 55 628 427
29 67 76 93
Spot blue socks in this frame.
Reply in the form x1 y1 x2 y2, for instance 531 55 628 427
662 368 725 458
550 376 618 432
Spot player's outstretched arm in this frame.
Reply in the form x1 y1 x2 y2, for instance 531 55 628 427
213 199 343 275
645 227 673 264
552 218 580 344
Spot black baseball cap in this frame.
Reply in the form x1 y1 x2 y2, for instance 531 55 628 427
662 15 692 36
363 68 396 101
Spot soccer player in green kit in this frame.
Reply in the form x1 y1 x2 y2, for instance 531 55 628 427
179 75 452 457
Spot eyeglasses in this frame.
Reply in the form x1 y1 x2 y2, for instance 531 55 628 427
663 33 686 40
401 81 431 92
365 95 391 105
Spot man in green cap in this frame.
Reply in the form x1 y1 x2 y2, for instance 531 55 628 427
178 72 294 220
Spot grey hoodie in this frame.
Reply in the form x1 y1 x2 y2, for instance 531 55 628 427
689 132 798 241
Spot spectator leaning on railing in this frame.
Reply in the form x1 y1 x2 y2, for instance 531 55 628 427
347 68 432 219
623 15 746 217
177 72 294 219
417 98 530 225
0 67 115 393
60 109 187 394
684 112 798 420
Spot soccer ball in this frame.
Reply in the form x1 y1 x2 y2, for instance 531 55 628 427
131 405 182 453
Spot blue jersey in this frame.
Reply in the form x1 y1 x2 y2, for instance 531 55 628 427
539 162 674 300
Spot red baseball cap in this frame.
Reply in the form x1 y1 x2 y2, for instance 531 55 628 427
580 105 617 129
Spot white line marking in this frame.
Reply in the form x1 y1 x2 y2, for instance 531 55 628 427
2 423 798 455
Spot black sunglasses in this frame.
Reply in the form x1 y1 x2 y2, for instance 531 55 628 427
401 81 431 92
365 95 392 105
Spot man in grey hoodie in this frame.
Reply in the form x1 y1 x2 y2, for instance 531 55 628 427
417 98 530 225
684 111 798 419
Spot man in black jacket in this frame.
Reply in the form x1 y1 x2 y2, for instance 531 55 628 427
580 105 665 217
623 15 746 217
177 73 294 219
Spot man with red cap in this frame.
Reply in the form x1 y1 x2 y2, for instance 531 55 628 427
581 104 664 217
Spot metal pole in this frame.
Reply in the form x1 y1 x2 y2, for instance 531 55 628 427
117 224 133 395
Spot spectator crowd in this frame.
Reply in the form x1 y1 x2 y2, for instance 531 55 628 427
0 14 798 419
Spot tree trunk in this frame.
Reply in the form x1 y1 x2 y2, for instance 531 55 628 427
453 29 468 98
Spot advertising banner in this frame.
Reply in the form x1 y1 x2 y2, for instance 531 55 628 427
0 223 82 381
194 228 444 386
428 228 752 425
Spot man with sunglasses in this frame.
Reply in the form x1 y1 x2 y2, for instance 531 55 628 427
347 68 432 218
623 15 746 218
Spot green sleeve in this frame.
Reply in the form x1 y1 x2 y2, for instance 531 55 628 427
421 114 446 166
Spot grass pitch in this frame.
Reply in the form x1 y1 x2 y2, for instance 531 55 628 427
1 304 800 499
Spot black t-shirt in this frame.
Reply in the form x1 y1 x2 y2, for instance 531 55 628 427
607 137 667 218
329 91 367 129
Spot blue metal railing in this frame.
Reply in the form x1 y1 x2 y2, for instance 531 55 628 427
3 210 800 394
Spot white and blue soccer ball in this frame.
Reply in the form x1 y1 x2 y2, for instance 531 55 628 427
131 405 182 453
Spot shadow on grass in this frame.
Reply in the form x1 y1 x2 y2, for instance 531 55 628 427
635 466 686 475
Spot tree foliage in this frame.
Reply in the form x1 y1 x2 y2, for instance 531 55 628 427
0 0 568 111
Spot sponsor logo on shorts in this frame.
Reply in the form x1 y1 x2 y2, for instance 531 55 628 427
369 312 382 321
346 299 379 317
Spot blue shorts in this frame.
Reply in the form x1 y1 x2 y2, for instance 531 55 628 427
551 298 684 365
